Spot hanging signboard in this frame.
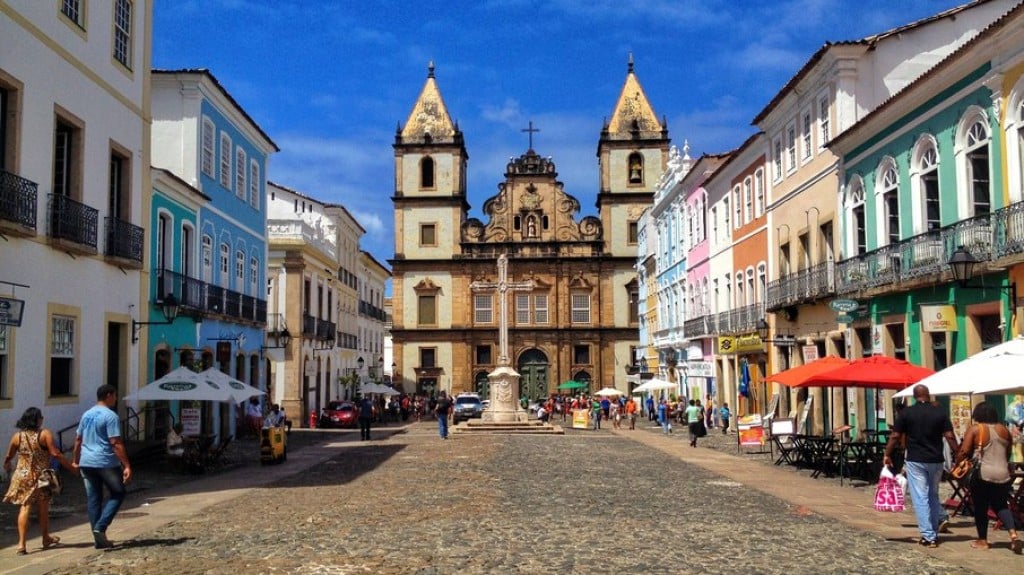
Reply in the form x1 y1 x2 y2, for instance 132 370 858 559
0 297 25 327
718 334 764 355
920 304 958 332
687 361 713 378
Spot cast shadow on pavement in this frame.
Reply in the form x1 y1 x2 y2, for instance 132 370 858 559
115 536 193 549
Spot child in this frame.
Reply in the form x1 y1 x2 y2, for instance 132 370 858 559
720 403 732 434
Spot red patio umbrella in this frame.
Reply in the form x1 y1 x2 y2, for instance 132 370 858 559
764 356 851 387
797 355 935 390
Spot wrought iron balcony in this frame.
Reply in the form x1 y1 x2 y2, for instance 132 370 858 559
0 169 37 234
766 261 836 311
993 200 1024 258
48 193 98 253
154 268 266 325
104 216 143 265
302 314 317 337
719 303 763 335
835 213 992 295
316 318 336 341
683 314 712 338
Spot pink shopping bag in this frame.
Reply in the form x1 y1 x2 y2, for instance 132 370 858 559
873 466 905 512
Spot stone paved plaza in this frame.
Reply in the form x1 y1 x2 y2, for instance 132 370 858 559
3 420 1021 574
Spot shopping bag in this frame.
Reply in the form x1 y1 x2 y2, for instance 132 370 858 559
873 466 905 512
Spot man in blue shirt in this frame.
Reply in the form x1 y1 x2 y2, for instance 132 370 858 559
73 385 131 549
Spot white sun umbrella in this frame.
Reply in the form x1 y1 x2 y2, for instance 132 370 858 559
199 368 265 403
644 378 677 391
895 336 1024 398
594 387 625 396
126 366 234 402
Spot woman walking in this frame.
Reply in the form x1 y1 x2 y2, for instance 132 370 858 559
685 400 702 447
956 402 1021 553
3 407 75 555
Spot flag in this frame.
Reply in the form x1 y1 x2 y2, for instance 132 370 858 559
739 359 751 398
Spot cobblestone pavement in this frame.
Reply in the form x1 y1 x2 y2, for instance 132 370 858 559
10 419 987 575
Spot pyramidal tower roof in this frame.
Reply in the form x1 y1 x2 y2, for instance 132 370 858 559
606 54 662 136
400 61 458 143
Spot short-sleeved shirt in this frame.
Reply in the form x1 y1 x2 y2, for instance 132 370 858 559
76 405 121 468
685 405 702 423
892 401 953 463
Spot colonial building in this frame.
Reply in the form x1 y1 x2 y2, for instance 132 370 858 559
0 1 151 436
390 60 667 399
150 69 278 439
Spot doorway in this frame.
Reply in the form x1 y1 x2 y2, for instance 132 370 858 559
517 348 549 401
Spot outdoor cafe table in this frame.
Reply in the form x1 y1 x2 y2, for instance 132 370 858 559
793 435 838 478
837 441 885 482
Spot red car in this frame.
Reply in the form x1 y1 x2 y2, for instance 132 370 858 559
319 401 358 428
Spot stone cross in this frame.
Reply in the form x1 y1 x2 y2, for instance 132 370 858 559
470 254 534 366
521 121 540 150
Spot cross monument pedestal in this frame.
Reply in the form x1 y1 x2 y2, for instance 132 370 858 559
470 254 532 423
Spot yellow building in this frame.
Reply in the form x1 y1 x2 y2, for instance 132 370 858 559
391 61 667 399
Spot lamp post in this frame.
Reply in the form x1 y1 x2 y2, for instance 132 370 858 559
131 293 181 344
948 245 1018 336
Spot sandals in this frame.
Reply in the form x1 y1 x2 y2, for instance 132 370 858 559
42 536 61 549
16 548 27 555
1011 536 1022 555
918 538 938 548
969 540 990 550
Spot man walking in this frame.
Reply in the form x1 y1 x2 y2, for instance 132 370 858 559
73 385 131 549
358 395 374 441
883 384 959 548
435 392 452 439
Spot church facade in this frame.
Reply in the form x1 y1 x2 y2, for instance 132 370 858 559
390 61 669 400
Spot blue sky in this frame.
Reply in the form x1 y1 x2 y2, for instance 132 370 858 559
153 0 973 264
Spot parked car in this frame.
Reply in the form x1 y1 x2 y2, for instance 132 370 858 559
319 401 358 428
453 393 483 423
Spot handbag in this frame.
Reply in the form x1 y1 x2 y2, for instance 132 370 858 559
37 468 62 497
874 466 905 512
950 423 988 482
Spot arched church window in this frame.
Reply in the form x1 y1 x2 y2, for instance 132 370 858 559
542 215 549 229
420 156 435 189
514 215 521 230
628 152 643 184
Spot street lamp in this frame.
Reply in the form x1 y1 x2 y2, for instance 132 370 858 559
947 245 1017 323
131 293 181 344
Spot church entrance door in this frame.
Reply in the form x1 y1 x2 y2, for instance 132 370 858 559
517 348 549 402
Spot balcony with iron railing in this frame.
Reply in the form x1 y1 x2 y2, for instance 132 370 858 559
0 169 37 235
766 261 836 311
316 318 336 342
104 216 144 267
993 200 1024 258
721 302 764 335
683 314 713 339
48 193 98 254
835 211 994 295
155 268 267 325
302 314 317 337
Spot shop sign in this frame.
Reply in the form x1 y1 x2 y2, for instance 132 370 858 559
920 304 958 332
717 334 764 354
829 299 860 313
0 297 25 327
687 361 713 378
